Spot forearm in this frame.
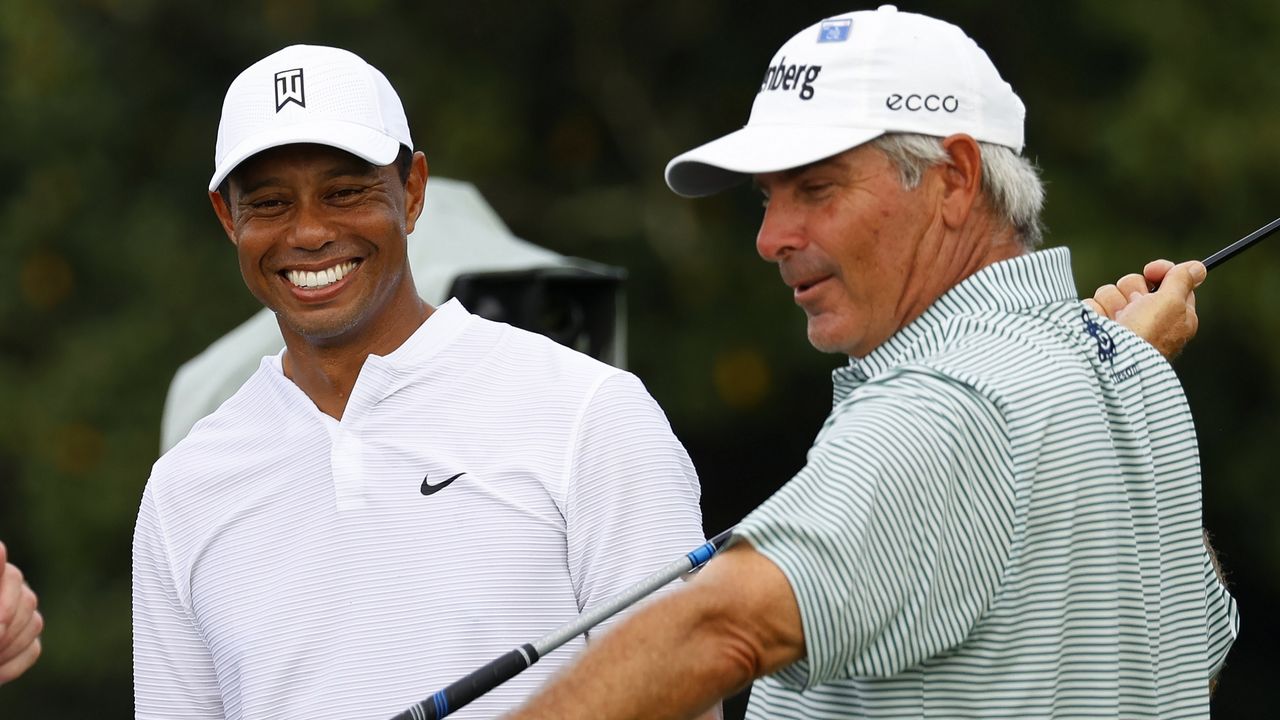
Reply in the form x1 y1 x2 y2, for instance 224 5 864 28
513 587 744 719
505 544 804 720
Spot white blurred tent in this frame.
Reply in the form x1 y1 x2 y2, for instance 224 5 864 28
161 177 626 452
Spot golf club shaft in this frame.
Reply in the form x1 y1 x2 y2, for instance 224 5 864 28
1203 216 1280 270
390 528 736 720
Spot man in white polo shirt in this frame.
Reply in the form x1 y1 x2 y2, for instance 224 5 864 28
506 7 1237 720
131 45 705 719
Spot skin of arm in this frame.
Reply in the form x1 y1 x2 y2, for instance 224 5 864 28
503 542 805 720
1084 259 1205 360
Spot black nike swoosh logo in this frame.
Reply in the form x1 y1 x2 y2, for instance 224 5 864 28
421 472 466 496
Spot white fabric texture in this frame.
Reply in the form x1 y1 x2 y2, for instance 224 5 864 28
133 299 704 719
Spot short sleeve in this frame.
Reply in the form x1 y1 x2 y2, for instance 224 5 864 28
737 372 1016 688
563 372 705 636
133 484 225 719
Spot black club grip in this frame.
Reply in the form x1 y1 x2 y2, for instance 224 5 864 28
391 643 541 720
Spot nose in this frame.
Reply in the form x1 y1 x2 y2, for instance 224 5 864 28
288 199 336 251
755 197 804 262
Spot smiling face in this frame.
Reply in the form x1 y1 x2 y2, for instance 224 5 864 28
210 143 428 351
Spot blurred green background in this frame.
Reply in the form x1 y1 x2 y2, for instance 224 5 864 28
1 0 1277 717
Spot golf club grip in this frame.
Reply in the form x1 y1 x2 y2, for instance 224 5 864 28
391 644 540 720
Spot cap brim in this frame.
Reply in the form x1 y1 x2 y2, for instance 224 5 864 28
208 120 403 192
664 124 886 198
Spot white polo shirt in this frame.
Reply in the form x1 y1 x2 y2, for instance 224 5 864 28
739 249 1238 719
133 299 704 719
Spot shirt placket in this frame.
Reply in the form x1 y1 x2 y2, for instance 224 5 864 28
329 419 367 512
326 356 395 512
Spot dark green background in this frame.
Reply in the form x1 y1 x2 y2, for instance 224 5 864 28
1 1 1276 716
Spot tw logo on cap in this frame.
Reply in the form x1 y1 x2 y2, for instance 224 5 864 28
274 68 305 112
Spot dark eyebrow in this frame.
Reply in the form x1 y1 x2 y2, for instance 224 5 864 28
236 157 380 197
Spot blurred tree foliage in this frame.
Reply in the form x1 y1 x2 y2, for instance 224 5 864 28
1 1 1277 716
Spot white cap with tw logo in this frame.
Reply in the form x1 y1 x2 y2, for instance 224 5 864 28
664 5 1024 197
209 44 412 192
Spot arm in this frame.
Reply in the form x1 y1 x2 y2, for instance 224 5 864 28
509 379 1016 719
505 542 805 720
1084 259 1206 359
0 541 43 684
133 487 225 718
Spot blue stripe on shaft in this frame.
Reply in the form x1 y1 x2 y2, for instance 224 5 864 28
684 540 717 568
433 689 449 717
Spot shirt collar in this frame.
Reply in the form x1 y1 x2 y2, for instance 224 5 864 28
265 297 473 379
370 297 472 371
833 247 1078 401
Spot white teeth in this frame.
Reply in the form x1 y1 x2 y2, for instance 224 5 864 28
286 261 357 289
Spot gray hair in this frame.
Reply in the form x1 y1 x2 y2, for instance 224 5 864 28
870 133 1046 249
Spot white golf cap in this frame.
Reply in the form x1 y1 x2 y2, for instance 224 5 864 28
209 44 412 192
665 5 1024 197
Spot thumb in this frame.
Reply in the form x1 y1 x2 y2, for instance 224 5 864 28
1156 260 1207 297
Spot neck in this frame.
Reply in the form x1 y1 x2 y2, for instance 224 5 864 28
895 212 1025 337
280 297 433 420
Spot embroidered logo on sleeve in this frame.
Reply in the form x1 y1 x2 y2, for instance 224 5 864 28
1082 308 1139 382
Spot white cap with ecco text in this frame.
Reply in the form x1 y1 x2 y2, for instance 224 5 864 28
209 44 412 192
664 5 1025 197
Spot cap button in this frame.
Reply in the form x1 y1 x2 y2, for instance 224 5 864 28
878 4 899 11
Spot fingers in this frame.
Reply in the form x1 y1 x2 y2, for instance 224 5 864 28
1142 258 1176 287
0 561 22 635
0 562 41 686
0 593 42 666
1154 260 1207 300
0 546 43 685
1089 284 1128 320
1116 272 1148 298
0 637 41 685
1082 298 1106 317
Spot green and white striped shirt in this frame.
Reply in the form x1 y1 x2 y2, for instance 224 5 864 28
739 248 1238 719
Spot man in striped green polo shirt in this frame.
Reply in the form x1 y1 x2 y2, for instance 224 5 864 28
506 7 1237 719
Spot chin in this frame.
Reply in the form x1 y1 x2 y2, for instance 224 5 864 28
807 315 871 357
279 311 363 344
806 327 849 355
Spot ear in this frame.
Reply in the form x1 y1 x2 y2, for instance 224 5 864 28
209 190 239 246
403 151 429 236
936 133 983 230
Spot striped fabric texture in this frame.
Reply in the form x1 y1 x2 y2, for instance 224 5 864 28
132 299 705 720
739 248 1239 719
